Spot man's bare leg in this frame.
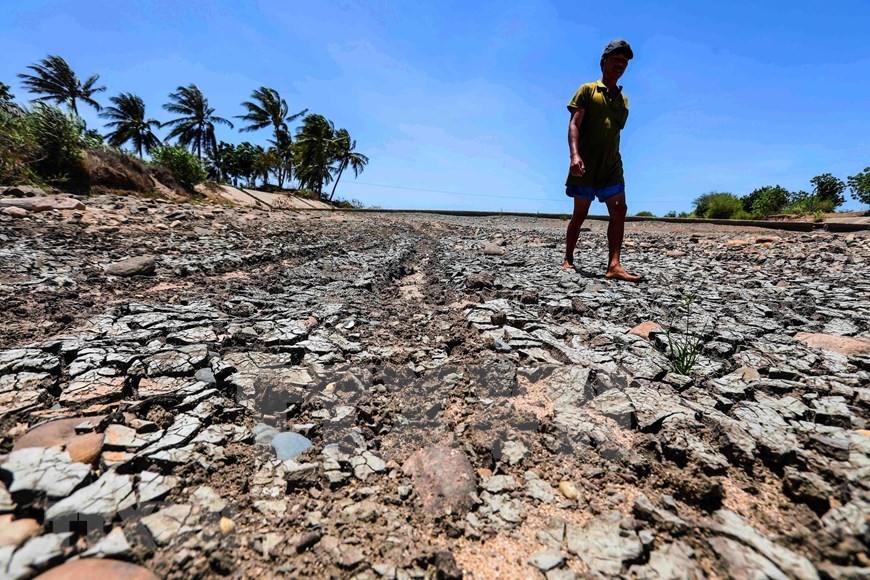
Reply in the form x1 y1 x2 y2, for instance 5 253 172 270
564 197 592 269
603 194 643 282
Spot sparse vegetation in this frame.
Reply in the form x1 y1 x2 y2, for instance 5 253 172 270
848 167 870 206
664 292 706 375
635 211 655 217
150 144 206 190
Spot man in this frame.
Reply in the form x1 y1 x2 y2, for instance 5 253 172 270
563 39 642 282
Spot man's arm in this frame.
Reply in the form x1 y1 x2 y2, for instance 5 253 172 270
568 108 585 176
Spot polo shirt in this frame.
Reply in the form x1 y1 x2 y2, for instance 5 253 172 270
565 80 629 189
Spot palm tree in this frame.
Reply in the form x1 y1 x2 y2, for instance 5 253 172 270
294 114 337 195
329 128 369 201
162 84 233 160
237 87 306 189
18 55 105 115
99 93 161 157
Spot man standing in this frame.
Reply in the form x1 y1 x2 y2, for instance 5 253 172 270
563 39 642 282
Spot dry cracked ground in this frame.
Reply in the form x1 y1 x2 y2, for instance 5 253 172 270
1 192 869 579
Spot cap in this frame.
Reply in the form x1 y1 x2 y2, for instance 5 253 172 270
602 39 634 60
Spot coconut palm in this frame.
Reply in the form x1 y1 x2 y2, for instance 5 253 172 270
329 128 369 201
162 84 233 160
18 55 105 115
237 87 307 142
294 114 337 195
99 93 161 157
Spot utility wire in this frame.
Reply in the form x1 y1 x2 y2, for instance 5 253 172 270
341 180 556 202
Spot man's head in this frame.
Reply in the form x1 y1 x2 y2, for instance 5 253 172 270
600 39 633 78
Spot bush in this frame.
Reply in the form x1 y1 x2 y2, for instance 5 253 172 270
0 106 38 184
847 167 870 206
746 185 790 217
23 103 87 184
810 173 846 208
783 191 831 216
694 192 742 219
150 144 205 190
635 211 655 217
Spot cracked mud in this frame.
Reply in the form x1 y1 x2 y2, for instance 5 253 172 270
1 194 868 579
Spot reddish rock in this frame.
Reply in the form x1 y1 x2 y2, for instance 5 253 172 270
628 321 663 341
13 416 106 464
0 197 85 212
0 515 41 548
35 559 159 580
794 333 870 357
402 444 476 516
725 239 750 247
2 206 29 218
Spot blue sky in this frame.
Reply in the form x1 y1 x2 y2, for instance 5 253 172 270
2 0 868 214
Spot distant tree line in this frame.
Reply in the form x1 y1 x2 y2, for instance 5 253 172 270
640 172 868 219
1 54 368 199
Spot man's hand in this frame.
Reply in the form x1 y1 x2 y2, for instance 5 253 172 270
570 155 585 177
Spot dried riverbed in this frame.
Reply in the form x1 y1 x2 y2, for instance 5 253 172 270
1 194 868 579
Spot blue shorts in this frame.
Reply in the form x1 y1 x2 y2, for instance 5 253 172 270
566 183 625 202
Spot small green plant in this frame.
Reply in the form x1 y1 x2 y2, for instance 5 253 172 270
635 211 655 217
150 144 205 190
664 292 705 375
813 209 825 222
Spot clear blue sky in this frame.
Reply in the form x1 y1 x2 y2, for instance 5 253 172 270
2 0 868 214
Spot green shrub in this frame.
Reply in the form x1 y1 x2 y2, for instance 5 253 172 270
150 144 205 189
810 173 846 208
635 211 655 217
0 106 37 184
693 191 742 218
24 103 86 184
746 185 790 217
664 211 677 218
847 167 870 205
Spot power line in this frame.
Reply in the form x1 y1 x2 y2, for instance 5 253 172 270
341 180 556 202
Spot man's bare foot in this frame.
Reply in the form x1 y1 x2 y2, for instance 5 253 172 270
563 259 575 270
605 265 643 282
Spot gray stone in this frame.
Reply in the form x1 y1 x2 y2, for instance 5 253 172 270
632 493 689 535
0 482 13 513
81 526 132 558
481 475 517 493
528 549 565 572
708 536 788 580
566 511 643 576
141 503 194 546
271 432 313 461
1 447 91 497
105 255 157 277
524 471 556 503
483 242 506 256
4 532 71 579
402 444 476 516
138 471 179 503
45 470 135 521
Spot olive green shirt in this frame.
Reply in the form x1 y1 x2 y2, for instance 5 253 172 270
565 80 629 188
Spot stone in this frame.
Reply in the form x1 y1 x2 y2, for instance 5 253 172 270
0 515 40 548
105 255 157 277
45 470 135 521
138 471 179 503
481 475 517 493
80 526 132 558
219 516 235 535
566 511 643 576
2 206 29 218
1 447 91 497
61 370 126 405
466 273 494 289
0 483 13 513
12 416 106 464
0 196 84 212
5 533 71 579
501 440 528 465
558 481 580 500
524 471 556 503
141 503 194 546
483 242 506 256
271 432 313 461
191 486 227 513
628 321 662 340
34 558 158 580
402 444 476 516
708 536 788 580
793 333 870 357
2 185 46 197
632 494 689 535
528 550 565 572
706 509 818 580
629 541 698 580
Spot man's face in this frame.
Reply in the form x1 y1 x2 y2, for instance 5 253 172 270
602 54 629 79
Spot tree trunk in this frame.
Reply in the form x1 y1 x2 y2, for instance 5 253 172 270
329 161 346 201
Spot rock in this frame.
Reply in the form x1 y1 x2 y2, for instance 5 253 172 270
402 444 476 516
219 516 235 535
793 333 870 357
528 549 565 572
782 467 834 513
138 471 179 503
628 321 662 341
501 440 528 465
105 255 157 277
467 273 494 289
0 515 40 548
566 511 643 576
34 558 158 579
558 481 580 500
2 185 46 197
524 471 556 503
11 417 105 463
708 536 788 580
665 250 686 257
0 196 84 212
483 242 506 256
706 509 818 580
80 526 132 558
5 533 71 579
45 470 135 521
725 239 750 247
0 483 13 513
191 486 227 513
632 494 689 535
629 541 698 580
1 447 92 497
481 475 517 493
2 207 29 218
271 432 313 461
141 503 194 546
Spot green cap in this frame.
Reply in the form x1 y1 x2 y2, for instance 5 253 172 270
602 39 634 59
